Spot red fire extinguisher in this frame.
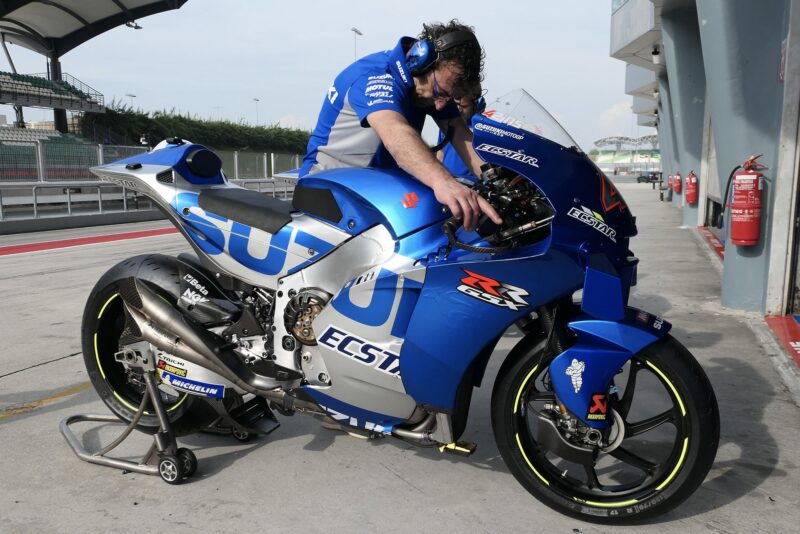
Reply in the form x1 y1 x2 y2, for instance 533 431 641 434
727 154 766 246
667 175 673 188
673 171 682 194
685 171 698 205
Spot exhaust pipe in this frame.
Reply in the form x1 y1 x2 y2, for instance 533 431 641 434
120 277 320 413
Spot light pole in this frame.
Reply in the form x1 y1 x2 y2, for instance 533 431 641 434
253 98 260 126
125 93 136 109
351 27 362 60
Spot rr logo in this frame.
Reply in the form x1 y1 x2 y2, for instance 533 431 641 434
401 192 419 208
457 269 530 311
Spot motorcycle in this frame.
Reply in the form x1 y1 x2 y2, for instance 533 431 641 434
83 88 719 523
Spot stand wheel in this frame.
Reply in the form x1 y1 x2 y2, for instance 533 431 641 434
177 448 198 478
158 455 185 484
232 428 251 442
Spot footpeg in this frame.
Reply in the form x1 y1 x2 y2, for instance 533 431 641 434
438 440 477 457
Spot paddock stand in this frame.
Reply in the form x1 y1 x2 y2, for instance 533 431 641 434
60 347 279 484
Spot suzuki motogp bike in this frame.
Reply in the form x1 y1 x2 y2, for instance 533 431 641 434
82 89 719 523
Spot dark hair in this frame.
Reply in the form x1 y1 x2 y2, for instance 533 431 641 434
419 19 484 90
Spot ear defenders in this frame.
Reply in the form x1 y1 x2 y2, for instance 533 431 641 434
406 30 478 76
474 96 486 114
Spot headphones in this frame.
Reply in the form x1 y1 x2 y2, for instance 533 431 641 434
473 95 486 114
405 30 478 76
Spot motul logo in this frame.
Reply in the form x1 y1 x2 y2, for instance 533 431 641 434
402 192 419 208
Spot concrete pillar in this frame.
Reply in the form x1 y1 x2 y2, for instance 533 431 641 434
697 0 790 311
49 54 68 134
662 5 707 225
658 75 680 198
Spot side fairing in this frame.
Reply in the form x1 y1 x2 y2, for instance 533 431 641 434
399 244 584 410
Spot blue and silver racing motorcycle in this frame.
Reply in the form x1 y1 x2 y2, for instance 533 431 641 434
83 89 719 523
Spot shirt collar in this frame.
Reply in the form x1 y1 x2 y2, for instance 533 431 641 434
388 37 416 89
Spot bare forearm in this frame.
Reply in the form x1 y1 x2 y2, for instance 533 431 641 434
451 122 485 177
381 121 452 188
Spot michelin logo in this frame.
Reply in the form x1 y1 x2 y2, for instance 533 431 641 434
475 122 524 140
162 372 224 398
475 143 539 168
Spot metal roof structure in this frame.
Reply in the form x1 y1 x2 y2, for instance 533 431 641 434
0 1 187 57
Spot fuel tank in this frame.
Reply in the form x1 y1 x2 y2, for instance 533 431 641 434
294 168 446 239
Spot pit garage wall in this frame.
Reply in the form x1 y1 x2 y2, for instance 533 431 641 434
658 75 680 196
662 5 706 224
696 0 791 311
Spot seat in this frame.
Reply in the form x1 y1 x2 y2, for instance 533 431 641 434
198 187 293 234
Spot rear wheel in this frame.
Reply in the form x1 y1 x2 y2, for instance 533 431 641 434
492 335 719 523
82 265 216 436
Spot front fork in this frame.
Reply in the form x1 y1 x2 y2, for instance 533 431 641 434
541 305 670 430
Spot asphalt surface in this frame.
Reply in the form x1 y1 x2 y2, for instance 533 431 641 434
1 181 799 533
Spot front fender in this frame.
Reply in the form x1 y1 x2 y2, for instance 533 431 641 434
548 307 670 429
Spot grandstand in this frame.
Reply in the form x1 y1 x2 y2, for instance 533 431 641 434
0 1 189 227
0 71 104 113
592 134 661 174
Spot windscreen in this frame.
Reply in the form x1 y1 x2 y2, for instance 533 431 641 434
482 89 579 150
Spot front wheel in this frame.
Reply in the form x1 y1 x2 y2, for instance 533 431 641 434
492 335 719 523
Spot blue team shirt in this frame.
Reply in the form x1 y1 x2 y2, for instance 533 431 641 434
300 37 460 177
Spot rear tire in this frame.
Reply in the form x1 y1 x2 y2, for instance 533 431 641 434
492 335 719 523
81 256 217 436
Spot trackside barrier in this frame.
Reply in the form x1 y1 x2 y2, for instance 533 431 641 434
0 177 298 221
0 141 301 220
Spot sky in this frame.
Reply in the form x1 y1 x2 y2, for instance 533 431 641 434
0 0 654 150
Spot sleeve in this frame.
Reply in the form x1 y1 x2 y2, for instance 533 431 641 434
349 71 406 127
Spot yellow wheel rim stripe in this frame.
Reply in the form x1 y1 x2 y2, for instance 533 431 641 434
97 293 119 319
95 291 187 415
573 497 639 508
515 433 549 486
514 364 538 414
656 437 689 491
646 360 686 416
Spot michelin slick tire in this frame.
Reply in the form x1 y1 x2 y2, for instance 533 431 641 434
81 255 216 436
491 334 719 524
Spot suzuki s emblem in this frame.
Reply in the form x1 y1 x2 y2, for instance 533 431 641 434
402 192 419 208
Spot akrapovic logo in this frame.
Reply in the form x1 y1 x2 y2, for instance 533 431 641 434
567 206 617 243
475 143 539 168
475 122 524 140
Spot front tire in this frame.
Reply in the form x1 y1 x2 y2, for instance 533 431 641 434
492 335 719 523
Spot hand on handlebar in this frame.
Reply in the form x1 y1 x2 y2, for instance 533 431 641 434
432 177 502 232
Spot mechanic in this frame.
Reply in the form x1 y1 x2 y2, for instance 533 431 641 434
299 20 501 232
436 85 486 183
